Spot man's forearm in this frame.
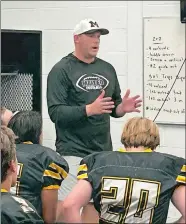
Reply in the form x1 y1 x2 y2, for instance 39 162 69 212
115 103 126 117
48 105 87 127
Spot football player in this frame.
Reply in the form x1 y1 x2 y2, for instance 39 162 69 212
1 125 44 224
60 117 185 223
8 111 69 224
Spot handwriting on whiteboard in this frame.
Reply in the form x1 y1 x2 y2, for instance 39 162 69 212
145 36 185 115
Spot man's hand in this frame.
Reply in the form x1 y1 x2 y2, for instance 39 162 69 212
86 90 115 116
116 89 142 117
122 89 142 113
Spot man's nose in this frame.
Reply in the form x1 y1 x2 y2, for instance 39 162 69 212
94 37 100 43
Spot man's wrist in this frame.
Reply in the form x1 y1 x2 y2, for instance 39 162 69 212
86 104 94 117
116 103 126 117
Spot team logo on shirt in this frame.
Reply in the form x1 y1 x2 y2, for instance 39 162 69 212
76 73 109 92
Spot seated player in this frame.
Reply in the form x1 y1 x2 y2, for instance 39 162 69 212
1 125 44 224
60 117 186 224
1 106 13 126
7 111 69 224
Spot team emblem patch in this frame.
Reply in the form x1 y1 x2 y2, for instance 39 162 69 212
76 73 109 92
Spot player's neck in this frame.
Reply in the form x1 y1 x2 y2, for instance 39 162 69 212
1 179 11 192
126 146 148 152
73 51 95 64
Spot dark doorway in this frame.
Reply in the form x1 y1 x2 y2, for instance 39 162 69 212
1 30 42 113
181 0 186 23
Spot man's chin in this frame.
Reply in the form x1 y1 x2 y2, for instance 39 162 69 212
89 52 98 58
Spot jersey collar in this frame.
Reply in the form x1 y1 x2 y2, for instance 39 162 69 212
23 141 33 144
118 148 152 152
1 189 8 192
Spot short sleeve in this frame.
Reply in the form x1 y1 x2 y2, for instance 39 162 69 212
77 160 89 180
176 163 186 185
77 154 97 181
42 153 69 190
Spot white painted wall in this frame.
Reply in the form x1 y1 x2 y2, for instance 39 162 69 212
2 1 185 221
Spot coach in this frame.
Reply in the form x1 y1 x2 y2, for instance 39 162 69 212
47 18 142 222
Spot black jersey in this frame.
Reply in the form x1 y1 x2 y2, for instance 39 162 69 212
77 150 186 224
10 143 69 216
1 190 44 224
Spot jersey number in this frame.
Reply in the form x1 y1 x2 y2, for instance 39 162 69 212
11 163 23 195
100 177 161 223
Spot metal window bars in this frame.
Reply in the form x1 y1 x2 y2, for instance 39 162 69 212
1 73 33 111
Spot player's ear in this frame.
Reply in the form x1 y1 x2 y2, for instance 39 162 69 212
9 159 17 174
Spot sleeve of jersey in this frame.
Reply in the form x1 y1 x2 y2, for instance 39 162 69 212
77 155 95 182
176 164 186 185
47 65 87 128
42 155 69 190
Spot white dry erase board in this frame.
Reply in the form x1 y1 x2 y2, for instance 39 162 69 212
143 18 185 125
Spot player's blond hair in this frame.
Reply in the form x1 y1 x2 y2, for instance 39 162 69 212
1 126 17 182
121 117 160 150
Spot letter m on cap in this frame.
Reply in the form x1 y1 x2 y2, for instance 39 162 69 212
89 21 99 28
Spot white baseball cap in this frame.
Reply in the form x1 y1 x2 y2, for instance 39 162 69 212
73 18 109 36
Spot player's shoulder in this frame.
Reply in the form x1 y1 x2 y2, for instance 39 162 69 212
153 151 185 174
81 151 113 170
38 145 69 169
18 144 69 172
82 151 108 161
1 192 14 206
2 192 28 208
82 150 185 172
16 144 51 159
156 151 185 164
1 193 21 222
16 144 42 164
1 193 44 223
157 152 186 185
